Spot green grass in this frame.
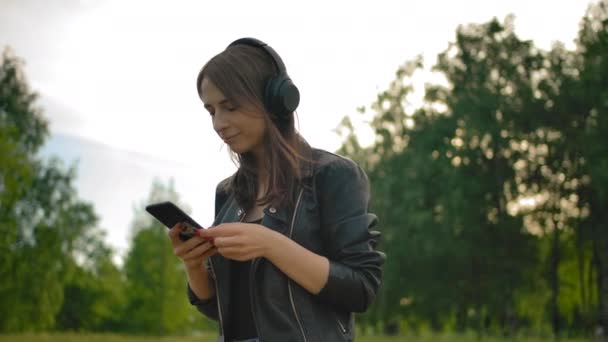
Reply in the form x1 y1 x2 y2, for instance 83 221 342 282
0 334 214 342
0 333 590 342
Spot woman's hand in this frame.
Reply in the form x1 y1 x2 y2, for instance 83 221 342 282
169 223 217 270
197 223 276 261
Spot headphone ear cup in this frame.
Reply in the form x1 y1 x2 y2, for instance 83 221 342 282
264 75 300 119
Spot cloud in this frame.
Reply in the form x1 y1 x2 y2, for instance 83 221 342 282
37 92 87 135
41 131 233 261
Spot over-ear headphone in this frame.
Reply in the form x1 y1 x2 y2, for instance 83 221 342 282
227 38 300 120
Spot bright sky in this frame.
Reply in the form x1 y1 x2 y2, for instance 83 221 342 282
0 0 594 263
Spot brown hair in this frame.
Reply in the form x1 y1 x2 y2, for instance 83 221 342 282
197 44 307 210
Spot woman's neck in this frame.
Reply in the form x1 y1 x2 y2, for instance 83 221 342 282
257 175 268 198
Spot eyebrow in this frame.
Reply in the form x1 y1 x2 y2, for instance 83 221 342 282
204 99 230 110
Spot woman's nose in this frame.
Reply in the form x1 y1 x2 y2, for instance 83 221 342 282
212 112 229 134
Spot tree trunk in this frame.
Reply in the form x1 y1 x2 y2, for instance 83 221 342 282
550 226 562 337
576 226 590 328
590 193 608 338
594 233 608 336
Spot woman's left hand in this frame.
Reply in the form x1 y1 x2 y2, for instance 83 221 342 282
196 223 278 261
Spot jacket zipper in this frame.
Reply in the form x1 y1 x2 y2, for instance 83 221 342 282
250 258 262 340
238 209 263 341
337 317 347 334
207 258 224 337
287 189 308 342
211 199 243 339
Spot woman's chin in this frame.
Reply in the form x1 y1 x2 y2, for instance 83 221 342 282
228 143 248 154
227 141 261 156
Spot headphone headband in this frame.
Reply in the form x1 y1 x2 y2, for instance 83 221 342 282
226 37 287 74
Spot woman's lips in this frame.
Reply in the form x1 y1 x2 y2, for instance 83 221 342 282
222 134 239 144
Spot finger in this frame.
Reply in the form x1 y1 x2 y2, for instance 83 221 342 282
182 235 207 250
168 223 183 243
183 246 217 264
197 224 242 238
174 236 206 256
197 227 227 238
183 241 214 260
213 236 242 248
216 246 251 261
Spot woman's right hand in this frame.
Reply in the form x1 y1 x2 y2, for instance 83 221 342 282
169 223 217 270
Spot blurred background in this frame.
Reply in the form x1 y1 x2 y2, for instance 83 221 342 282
1 0 607 340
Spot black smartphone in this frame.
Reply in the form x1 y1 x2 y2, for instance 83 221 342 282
145 201 204 241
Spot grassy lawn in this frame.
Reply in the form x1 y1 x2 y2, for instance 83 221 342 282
0 333 591 342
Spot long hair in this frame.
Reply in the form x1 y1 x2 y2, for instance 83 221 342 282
197 44 307 210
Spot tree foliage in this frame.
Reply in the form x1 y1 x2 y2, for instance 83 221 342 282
122 179 213 335
0 49 102 331
339 1 608 336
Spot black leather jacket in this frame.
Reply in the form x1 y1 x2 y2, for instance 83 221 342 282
187 147 385 342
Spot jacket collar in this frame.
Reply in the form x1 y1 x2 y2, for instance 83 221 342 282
297 136 314 180
224 136 314 226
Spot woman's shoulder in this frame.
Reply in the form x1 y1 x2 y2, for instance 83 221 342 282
310 148 365 178
309 148 371 202
215 173 235 196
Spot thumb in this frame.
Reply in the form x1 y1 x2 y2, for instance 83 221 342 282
197 224 235 238
168 223 183 243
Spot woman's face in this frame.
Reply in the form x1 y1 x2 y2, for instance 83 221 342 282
200 77 267 158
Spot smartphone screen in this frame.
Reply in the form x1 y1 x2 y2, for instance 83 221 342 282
145 201 204 241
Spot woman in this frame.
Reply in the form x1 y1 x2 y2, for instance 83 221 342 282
169 38 384 342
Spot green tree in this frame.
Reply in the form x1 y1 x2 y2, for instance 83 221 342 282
338 9 607 337
340 17 544 335
574 0 608 333
55 232 126 332
122 179 212 335
0 48 102 332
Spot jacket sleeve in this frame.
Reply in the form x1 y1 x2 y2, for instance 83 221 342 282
314 158 385 313
186 180 231 320
186 263 219 320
